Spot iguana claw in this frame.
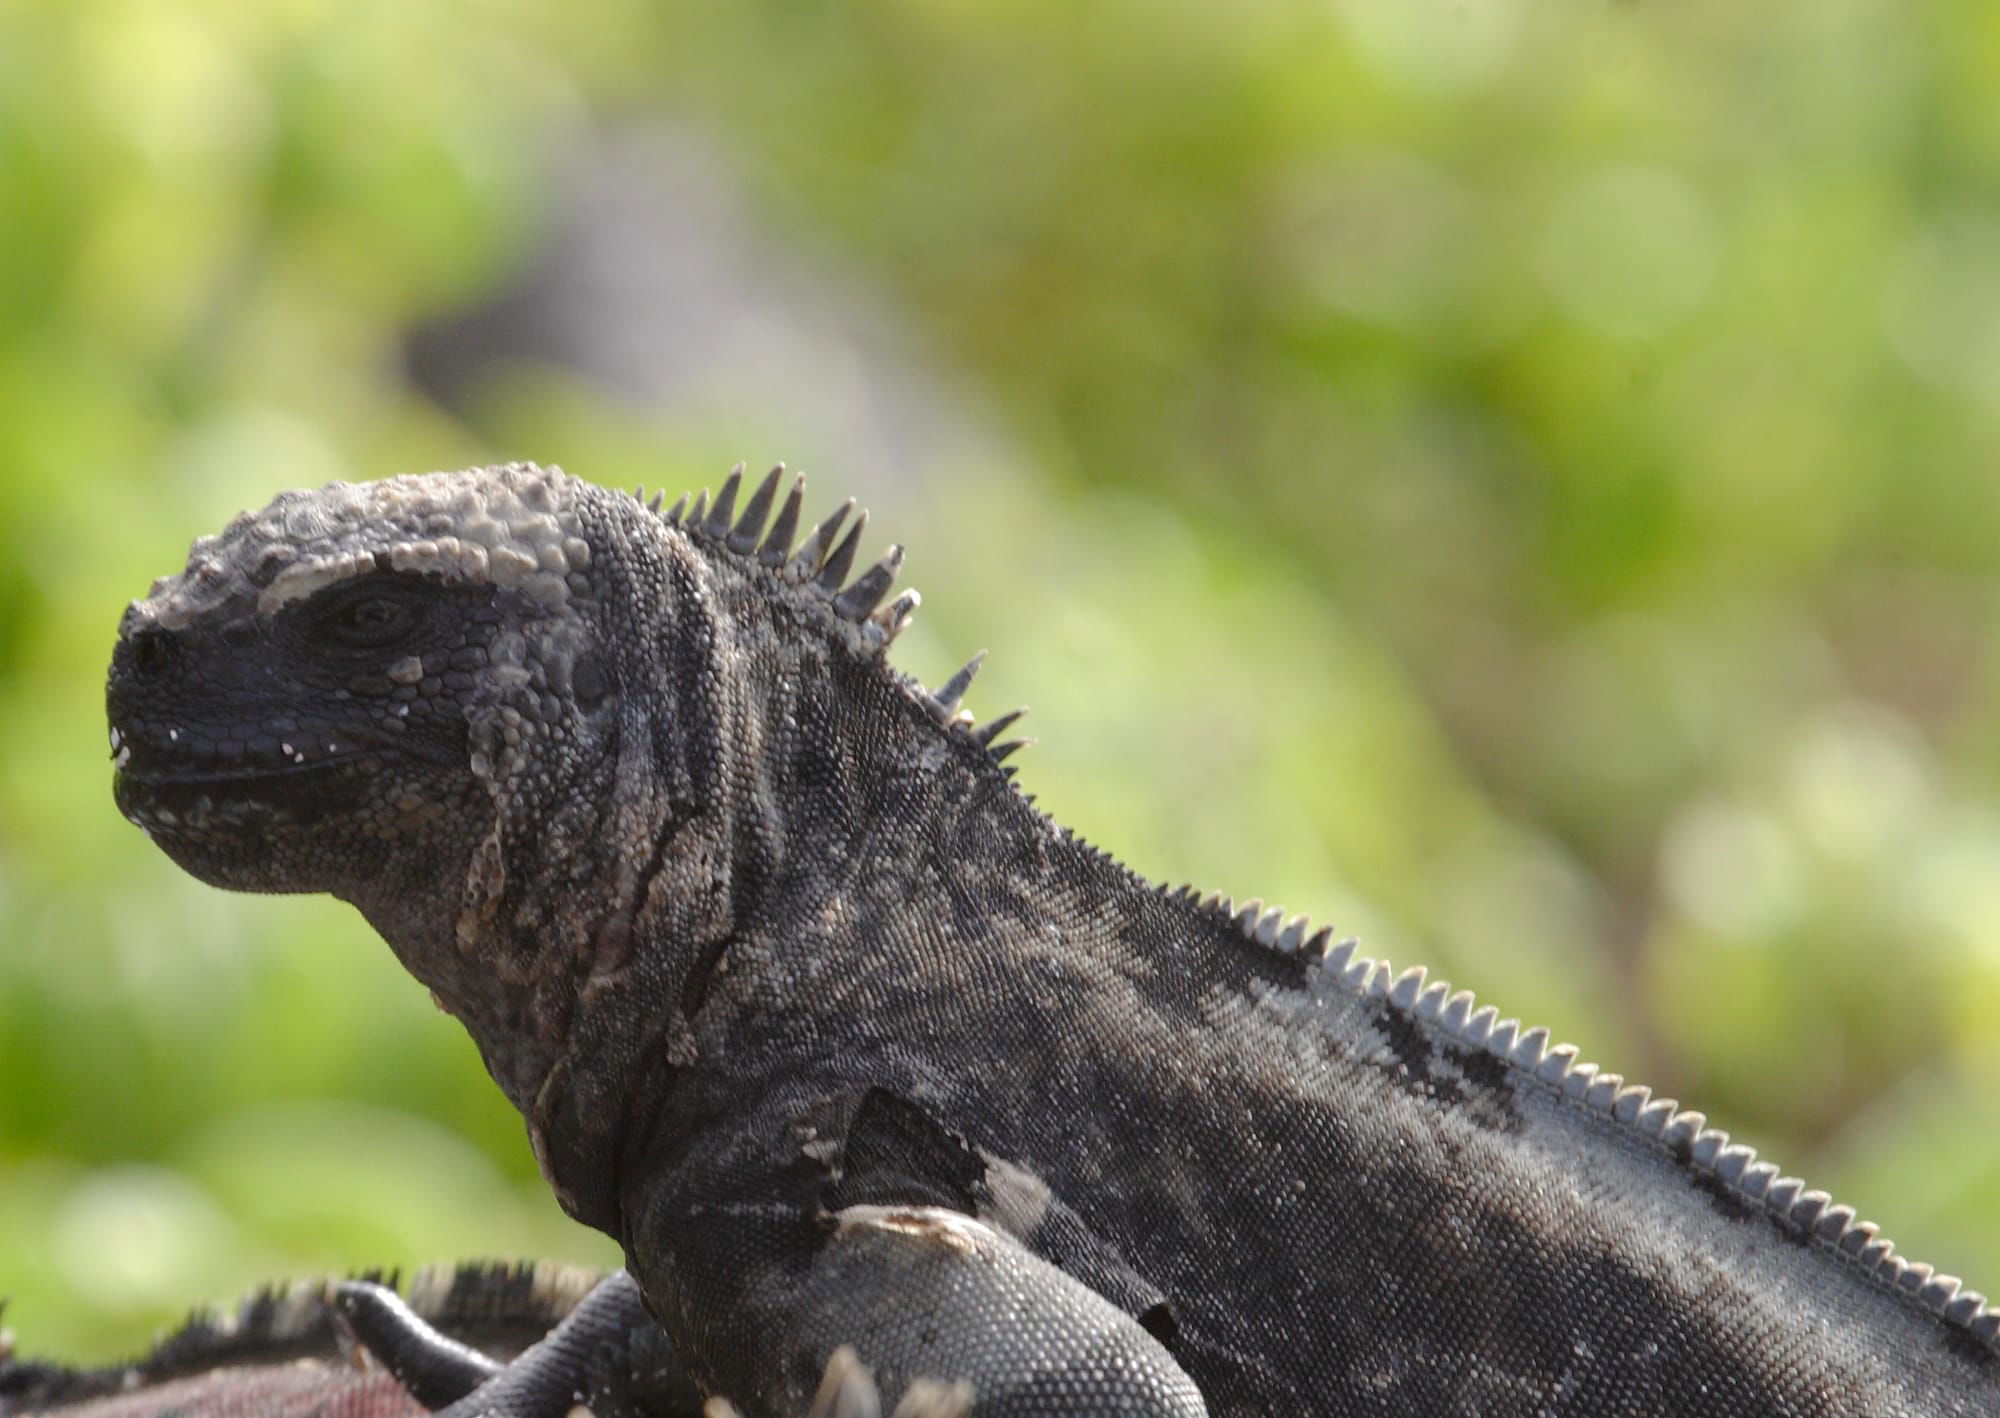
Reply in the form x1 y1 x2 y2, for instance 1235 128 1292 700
343 1271 656 1417
335 1279 504 1407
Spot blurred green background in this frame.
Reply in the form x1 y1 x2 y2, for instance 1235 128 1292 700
6 0 2000 1362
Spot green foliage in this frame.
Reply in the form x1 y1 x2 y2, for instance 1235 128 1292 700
4 0 1999 1360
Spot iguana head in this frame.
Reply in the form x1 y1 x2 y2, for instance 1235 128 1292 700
105 462 941 1209
107 463 617 909
107 456 924 901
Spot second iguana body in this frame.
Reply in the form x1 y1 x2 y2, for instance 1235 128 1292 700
0 1262 946 1417
101 462 2000 1414
0 1262 636 1418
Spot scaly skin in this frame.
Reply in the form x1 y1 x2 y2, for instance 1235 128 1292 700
104 462 2000 1415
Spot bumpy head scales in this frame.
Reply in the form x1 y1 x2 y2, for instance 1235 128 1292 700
130 462 594 636
106 464 634 933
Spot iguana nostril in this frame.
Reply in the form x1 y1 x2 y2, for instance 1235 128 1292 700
131 628 173 676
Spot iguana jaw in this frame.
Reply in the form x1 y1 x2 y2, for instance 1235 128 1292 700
111 747 394 891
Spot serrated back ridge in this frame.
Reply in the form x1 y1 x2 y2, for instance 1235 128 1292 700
1164 886 2000 1353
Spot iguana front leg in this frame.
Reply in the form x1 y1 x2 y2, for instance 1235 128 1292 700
796 1203 1208 1417
632 1133 1208 1418
334 1248 1136 1416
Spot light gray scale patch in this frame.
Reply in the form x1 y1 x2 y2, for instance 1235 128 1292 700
131 463 588 636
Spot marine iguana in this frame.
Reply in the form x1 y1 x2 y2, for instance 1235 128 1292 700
101 461 2000 1415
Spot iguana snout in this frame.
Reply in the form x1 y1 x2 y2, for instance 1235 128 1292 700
106 544 495 896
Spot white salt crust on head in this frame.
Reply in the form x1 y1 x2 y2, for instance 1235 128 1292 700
135 464 593 632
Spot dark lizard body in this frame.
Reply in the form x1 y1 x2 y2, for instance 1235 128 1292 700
101 463 2000 1414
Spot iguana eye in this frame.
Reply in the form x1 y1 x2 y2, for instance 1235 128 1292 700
319 592 422 649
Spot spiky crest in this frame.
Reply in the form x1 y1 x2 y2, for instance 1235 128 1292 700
650 468 1027 770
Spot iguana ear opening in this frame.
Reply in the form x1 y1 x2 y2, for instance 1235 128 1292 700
572 651 613 710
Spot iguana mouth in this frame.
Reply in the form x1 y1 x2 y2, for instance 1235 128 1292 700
114 750 388 787
111 732 392 833
108 720 402 785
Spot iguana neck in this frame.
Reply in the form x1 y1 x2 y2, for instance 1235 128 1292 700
423 549 1010 1232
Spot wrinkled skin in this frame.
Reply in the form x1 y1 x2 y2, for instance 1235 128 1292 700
104 464 2000 1416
